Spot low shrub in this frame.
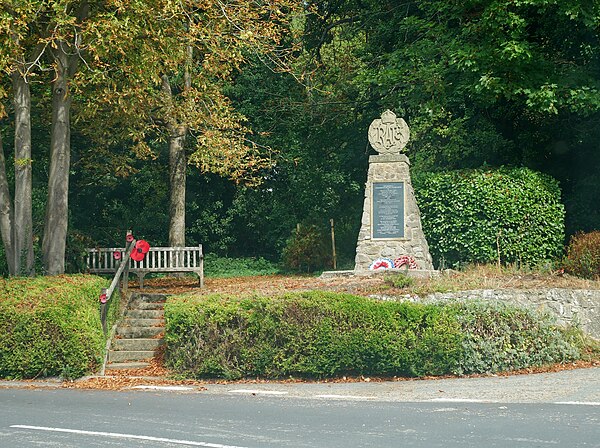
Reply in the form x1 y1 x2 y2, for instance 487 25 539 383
281 225 331 273
165 292 462 379
450 301 581 375
413 167 565 267
384 273 415 289
563 231 600 279
204 254 280 278
164 292 585 379
0 275 112 379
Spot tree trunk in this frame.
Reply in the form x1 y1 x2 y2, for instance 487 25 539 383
162 72 189 248
12 71 35 276
42 46 71 275
168 127 187 247
0 132 16 275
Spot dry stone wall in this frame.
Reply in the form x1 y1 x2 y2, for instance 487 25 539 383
423 289 600 340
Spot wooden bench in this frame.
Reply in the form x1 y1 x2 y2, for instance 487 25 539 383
86 245 204 288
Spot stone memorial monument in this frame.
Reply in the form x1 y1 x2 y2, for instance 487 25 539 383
354 110 434 272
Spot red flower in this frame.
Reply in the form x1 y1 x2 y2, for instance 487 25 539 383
130 239 151 262
136 240 150 254
394 256 418 270
99 293 107 304
126 233 135 243
113 251 122 260
370 258 394 270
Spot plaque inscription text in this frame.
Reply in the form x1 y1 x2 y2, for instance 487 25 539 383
372 182 405 239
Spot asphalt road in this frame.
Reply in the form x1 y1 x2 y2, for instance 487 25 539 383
1 368 599 448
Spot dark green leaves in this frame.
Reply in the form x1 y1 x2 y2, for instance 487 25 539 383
414 167 565 267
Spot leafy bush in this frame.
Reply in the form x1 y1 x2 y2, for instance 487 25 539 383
204 254 280 278
413 167 565 267
282 225 331 272
563 231 600 279
451 301 581 375
384 273 415 289
0 275 112 379
165 292 462 379
164 292 586 379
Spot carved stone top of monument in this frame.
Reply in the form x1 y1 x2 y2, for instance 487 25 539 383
368 110 410 154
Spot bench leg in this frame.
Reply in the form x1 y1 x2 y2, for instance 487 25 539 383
199 271 204 288
137 273 146 289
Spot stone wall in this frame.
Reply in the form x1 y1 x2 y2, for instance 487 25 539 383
423 289 600 340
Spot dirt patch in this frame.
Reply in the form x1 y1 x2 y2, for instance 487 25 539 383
128 266 600 299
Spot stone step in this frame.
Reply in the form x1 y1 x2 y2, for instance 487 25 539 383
112 338 163 351
102 292 167 374
119 318 164 327
116 326 164 339
132 301 166 310
125 309 164 319
108 350 156 363
136 293 167 303
105 361 151 370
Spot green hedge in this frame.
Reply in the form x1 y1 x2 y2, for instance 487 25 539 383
0 275 112 379
164 292 583 379
413 167 565 267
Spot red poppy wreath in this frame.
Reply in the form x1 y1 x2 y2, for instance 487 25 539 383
130 239 151 262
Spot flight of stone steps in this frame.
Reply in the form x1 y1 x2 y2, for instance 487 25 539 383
105 293 167 371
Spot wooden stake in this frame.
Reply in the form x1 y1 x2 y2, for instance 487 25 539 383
330 218 337 270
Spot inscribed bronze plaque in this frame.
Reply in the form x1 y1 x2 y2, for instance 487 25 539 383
372 182 405 239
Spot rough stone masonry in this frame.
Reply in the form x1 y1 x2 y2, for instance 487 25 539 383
355 110 433 271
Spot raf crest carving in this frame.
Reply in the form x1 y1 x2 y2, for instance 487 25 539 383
368 110 410 154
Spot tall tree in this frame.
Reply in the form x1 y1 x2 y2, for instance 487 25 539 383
1 0 120 274
0 131 15 275
42 2 89 275
0 1 42 276
78 0 299 247
11 67 34 275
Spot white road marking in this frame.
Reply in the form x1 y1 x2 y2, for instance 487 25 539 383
314 394 373 400
432 407 460 412
553 401 600 406
10 425 247 448
229 389 288 395
429 398 491 403
131 385 194 391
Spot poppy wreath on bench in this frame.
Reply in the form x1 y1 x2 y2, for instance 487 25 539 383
131 240 151 262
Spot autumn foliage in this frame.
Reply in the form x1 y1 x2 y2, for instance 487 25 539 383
564 231 600 280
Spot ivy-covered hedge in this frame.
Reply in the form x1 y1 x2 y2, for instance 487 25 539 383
0 275 112 379
164 292 584 379
413 167 565 267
